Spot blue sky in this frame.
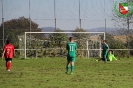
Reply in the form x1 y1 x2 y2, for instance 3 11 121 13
0 0 125 30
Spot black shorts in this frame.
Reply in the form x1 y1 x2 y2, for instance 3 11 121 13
5 58 12 62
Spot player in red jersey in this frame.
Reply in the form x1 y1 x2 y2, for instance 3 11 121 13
2 40 15 71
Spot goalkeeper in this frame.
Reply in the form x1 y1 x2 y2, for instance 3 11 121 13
108 50 117 61
65 37 77 74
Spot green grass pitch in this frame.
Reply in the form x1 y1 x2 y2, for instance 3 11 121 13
0 57 133 88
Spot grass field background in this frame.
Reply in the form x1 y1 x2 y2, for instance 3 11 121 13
0 57 133 88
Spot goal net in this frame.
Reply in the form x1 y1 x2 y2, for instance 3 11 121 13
24 32 105 59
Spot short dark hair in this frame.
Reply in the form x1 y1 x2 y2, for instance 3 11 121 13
103 40 107 42
69 37 74 41
109 50 113 53
6 40 10 44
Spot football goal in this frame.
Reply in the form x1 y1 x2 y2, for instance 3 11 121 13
24 32 105 59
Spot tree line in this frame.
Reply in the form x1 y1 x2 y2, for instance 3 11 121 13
0 17 132 58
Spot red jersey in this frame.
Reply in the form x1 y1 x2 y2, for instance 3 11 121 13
3 44 14 58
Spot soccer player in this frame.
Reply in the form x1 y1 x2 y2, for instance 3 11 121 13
108 50 117 61
66 37 77 74
2 40 15 71
102 40 109 62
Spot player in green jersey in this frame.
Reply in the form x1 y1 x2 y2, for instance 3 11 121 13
102 40 109 62
65 37 77 74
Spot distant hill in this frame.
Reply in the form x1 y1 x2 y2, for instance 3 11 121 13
41 27 117 35
86 27 118 35
86 27 114 32
41 27 55 32
41 27 75 32
41 27 133 43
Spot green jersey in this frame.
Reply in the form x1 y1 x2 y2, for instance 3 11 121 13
66 42 77 57
102 43 109 51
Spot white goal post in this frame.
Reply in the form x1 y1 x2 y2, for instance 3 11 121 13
24 32 105 59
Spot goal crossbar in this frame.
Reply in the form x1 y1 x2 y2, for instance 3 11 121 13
25 32 105 34
24 32 105 59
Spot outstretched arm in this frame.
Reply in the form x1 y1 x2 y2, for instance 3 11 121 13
112 55 117 60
